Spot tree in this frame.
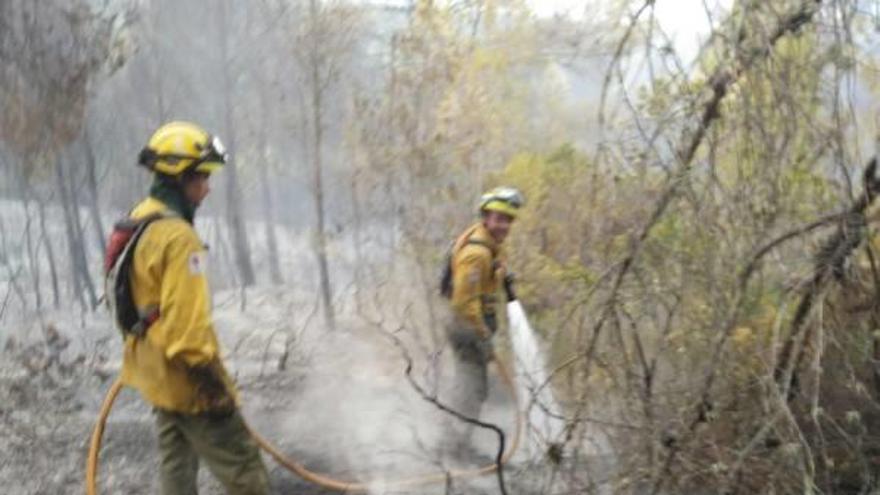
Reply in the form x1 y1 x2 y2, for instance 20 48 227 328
218 0 257 288
0 0 131 311
283 0 362 330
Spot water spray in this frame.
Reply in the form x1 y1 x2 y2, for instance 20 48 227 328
507 300 566 458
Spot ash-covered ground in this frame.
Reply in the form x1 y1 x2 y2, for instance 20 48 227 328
0 288 580 495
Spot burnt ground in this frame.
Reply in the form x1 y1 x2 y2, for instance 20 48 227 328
0 320 542 494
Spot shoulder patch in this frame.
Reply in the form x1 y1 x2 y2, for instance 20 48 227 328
188 251 207 275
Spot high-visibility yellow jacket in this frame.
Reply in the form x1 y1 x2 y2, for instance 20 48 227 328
450 222 506 339
119 197 236 414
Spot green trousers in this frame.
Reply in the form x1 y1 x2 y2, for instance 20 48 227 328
444 326 491 454
155 408 270 495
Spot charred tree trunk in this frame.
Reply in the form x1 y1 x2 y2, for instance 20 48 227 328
221 122 256 288
0 218 28 315
219 0 256 288
351 168 365 309
308 0 335 331
54 154 86 310
257 151 282 285
11 158 42 311
37 197 61 309
81 127 106 252
67 152 98 308
21 179 41 311
54 153 97 310
257 85 283 285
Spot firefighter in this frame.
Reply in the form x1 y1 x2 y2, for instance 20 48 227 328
443 186 523 458
119 121 269 494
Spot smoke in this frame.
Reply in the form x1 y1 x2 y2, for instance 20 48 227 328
243 321 498 494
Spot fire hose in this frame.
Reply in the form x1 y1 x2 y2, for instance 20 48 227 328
86 359 522 494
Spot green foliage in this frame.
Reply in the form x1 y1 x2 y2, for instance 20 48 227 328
490 147 601 381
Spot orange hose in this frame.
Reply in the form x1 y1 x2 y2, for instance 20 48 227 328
85 360 521 494
86 378 123 495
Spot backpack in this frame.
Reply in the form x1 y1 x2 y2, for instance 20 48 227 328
439 234 492 299
104 212 167 338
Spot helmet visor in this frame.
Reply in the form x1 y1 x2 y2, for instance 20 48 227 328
204 136 228 163
193 136 228 173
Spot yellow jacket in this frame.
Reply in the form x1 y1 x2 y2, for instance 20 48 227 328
119 197 236 414
450 222 506 339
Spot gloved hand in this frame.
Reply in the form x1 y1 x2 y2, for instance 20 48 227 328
503 272 517 301
189 364 236 419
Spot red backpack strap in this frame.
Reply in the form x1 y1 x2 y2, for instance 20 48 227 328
104 211 171 337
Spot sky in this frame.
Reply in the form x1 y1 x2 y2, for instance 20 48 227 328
370 0 736 64
528 0 734 63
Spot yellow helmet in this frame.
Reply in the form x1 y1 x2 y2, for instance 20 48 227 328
479 186 525 218
138 121 227 177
